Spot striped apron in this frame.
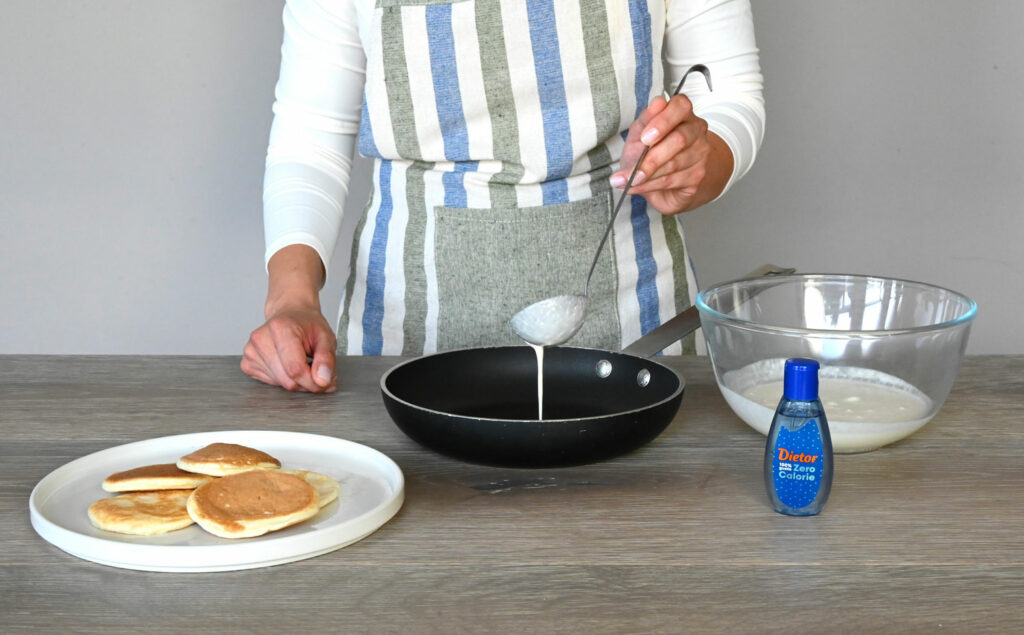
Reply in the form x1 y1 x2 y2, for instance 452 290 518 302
339 0 696 355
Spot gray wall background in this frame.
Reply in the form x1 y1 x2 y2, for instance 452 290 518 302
1 1 1020 355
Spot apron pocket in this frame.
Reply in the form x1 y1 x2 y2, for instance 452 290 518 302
433 192 621 350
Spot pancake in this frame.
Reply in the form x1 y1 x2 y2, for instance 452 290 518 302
177 442 281 476
102 463 215 492
280 469 340 508
186 470 319 539
88 490 194 536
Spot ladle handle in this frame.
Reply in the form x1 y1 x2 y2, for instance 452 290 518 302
583 64 713 298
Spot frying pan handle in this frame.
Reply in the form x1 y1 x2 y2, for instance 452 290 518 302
620 264 795 358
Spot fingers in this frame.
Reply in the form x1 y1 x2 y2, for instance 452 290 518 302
611 94 710 200
638 94 695 149
240 314 337 393
612 97 670 186
242 325 306 391
626 131 711 194
271 324 325 393
240 345 276 385
629 161 707 201
612 95 701 187
638 113 707 179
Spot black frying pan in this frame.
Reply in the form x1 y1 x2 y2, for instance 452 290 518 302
381 343 684 467
379 297 716 467
379 266 792 467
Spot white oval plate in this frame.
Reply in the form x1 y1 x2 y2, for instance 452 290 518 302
30 430 404 572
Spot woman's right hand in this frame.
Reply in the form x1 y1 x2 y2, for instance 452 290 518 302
241 245 337 393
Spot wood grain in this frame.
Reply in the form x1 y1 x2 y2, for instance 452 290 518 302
2 354 1023 633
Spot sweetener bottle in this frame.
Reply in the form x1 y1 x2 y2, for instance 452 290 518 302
764 358 833 516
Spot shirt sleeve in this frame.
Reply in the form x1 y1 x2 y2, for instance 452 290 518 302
262 0 367 279
663 0 765 199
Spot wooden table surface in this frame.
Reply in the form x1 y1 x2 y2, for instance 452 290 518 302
2 354 1022 633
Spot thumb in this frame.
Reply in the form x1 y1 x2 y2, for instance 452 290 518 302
309 334 337 388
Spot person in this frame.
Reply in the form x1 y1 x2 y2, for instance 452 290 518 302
242 0 764 393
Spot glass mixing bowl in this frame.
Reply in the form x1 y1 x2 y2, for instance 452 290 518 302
695 274 977 453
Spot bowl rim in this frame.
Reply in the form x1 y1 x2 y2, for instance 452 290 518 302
695 272 978 337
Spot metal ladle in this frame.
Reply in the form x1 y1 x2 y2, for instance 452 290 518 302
510 64 713 347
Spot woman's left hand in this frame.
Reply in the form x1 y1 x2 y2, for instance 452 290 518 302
611 94 733 215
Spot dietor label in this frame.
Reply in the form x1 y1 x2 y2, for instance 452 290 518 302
772 423 824 509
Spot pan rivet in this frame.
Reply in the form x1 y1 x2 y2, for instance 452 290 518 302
596 360 612 378
637 369 651 387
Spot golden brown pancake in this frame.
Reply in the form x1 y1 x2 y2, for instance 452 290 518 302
88 490 194 536
186 470 319 539
102 463 215 492
176 442 281 476
279 469 340 508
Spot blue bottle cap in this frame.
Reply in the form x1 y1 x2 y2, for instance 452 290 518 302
783 358 820 401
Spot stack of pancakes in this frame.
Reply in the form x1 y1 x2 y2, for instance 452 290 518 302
88 442 340 538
